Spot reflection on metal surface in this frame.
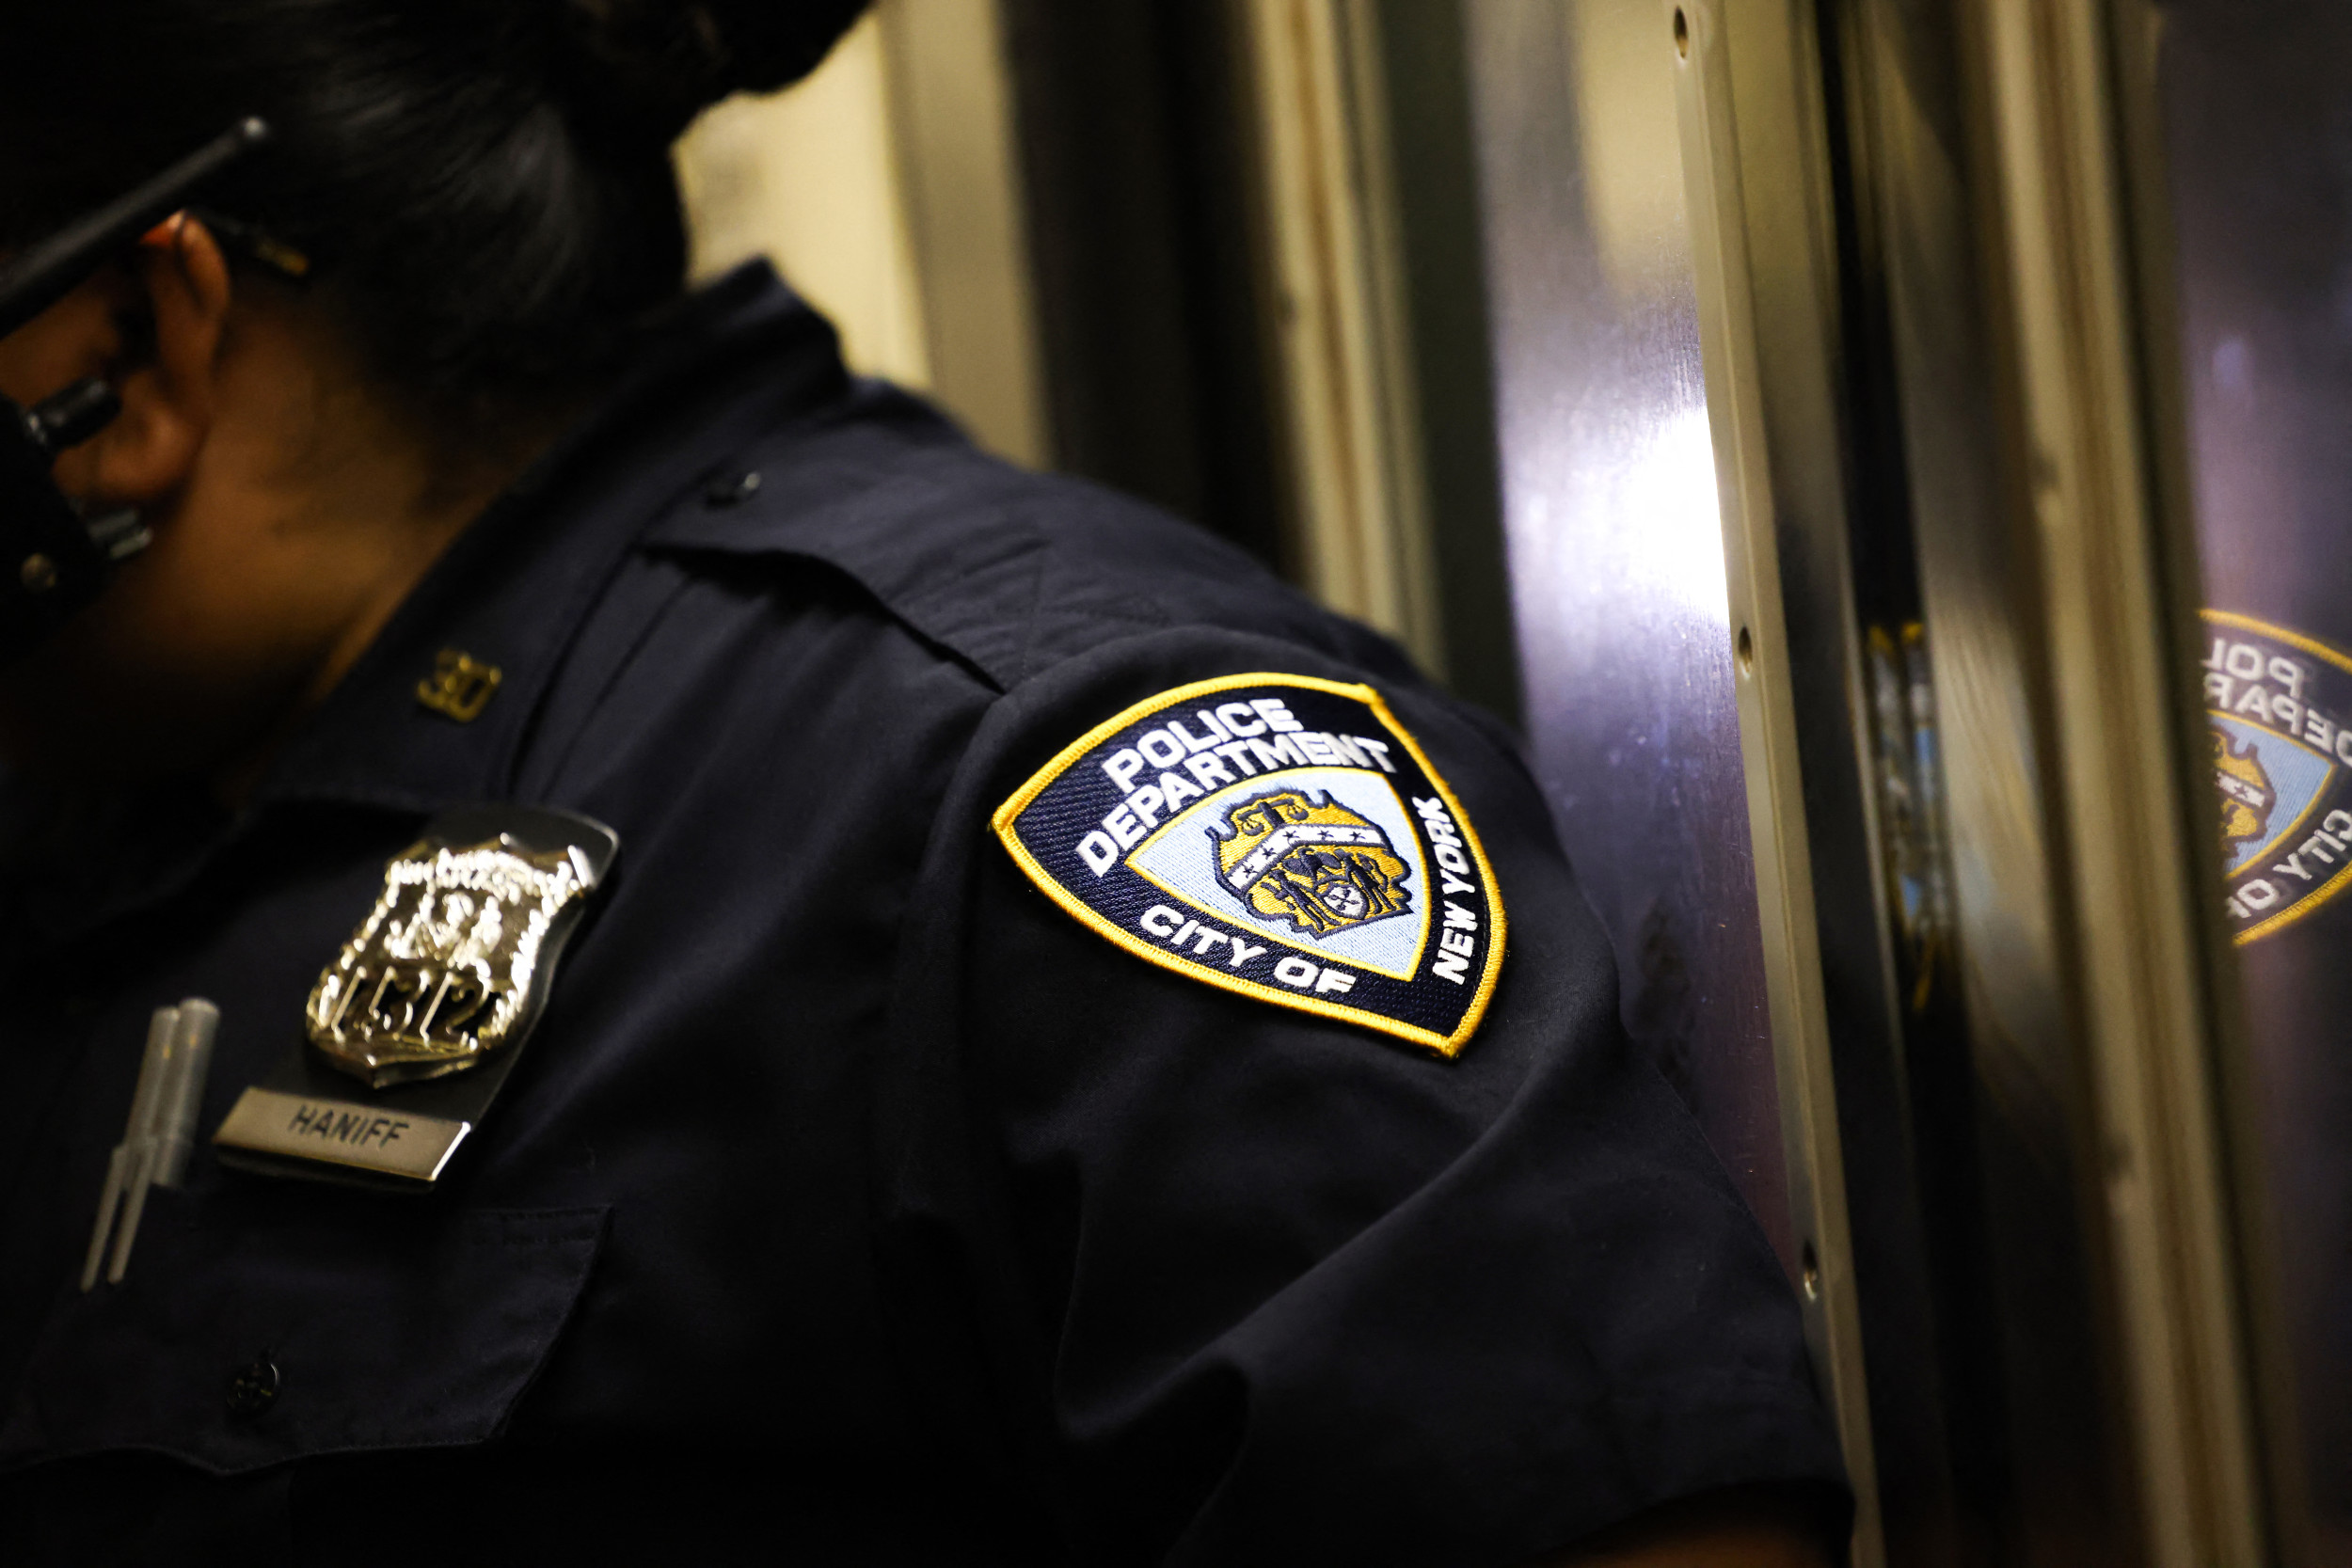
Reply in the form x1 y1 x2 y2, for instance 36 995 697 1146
1461 0 1794 1275
2160 5 2352 1556
1866 625 1953 1011
1603 404 1733 624
1856 0 2265 1558
1839 0 2189 1558
2199 612 2352 943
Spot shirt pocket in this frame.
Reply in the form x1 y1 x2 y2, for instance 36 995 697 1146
0 1192 607 1475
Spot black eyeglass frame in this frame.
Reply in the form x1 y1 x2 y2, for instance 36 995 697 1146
184 207 315 285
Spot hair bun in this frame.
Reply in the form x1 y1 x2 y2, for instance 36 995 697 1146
554 0 875 138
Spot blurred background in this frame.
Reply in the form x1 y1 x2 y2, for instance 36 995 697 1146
675 0 1519 722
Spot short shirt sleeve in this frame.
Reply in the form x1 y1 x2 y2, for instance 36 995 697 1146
883 627 1847 1566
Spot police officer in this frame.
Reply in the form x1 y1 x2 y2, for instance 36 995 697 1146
0 3 1846 1562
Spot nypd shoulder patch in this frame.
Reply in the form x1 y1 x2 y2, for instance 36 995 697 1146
992 673 1505 1056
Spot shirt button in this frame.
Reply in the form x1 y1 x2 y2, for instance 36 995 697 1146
226 1357 279 1418
705 470 762 507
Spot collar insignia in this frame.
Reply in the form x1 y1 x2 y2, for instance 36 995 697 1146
993 673 1505 1056
2205 611 2352 942
417 648 502 722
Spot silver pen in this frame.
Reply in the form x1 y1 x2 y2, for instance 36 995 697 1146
80 1006 178 1292
81 998 222 1290
151 1000 220 1190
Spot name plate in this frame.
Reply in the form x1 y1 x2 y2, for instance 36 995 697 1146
215 1087 469 1184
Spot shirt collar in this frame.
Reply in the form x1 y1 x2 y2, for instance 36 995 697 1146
254 261 850 816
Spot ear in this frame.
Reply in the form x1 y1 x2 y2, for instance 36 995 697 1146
68 215 235 509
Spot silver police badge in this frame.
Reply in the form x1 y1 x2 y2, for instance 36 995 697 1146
307 830 599 1087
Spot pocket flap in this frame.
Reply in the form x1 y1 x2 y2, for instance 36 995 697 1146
0 1199 607 1474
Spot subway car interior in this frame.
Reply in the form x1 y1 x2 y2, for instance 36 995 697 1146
697 1 2327 1562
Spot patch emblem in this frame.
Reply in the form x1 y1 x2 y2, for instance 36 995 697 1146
2203 610 2352 942
993 673 1505 1054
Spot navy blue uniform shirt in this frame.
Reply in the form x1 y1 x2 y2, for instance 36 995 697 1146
0 265 1844 1564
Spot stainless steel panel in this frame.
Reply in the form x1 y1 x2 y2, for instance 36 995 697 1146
1836 0 2269 1560
1459 0 1796 1273
1841 5 2149 1552
2155 6 2352 1556
1467 2 2277 1559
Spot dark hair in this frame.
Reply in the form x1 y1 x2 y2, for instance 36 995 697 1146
0 1 870 435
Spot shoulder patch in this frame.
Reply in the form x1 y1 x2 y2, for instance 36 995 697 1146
992 673 1505 1055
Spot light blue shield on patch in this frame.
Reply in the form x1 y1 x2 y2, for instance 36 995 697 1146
1126 766 1433 980
2215 714 2335 875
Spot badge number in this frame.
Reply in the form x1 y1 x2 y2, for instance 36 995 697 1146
993 673 1505 1055
306 835 596 1087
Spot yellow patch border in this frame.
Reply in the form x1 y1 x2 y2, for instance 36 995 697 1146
990 673 1506 1056
2206 610 2352 944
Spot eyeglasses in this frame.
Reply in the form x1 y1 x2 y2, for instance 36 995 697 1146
186 207 314 283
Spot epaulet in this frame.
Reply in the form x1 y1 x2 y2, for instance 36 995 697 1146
642 398 1399 691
